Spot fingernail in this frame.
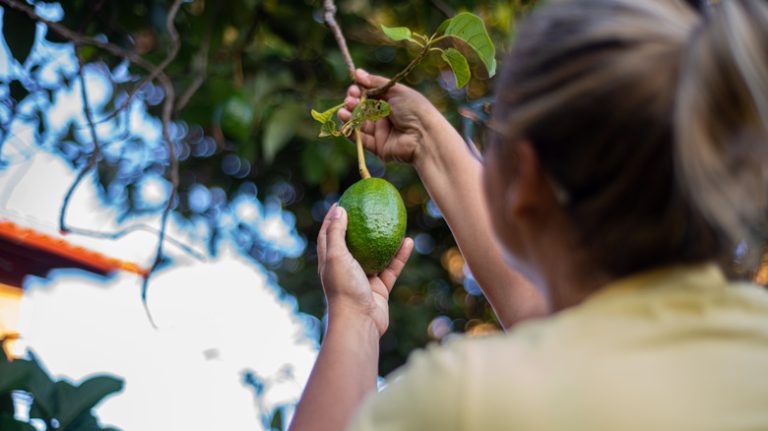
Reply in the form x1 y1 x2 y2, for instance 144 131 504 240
331 205 343 220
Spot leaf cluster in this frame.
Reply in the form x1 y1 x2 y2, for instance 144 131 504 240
310 12 496 140
381 12 497 89
0 341 123 431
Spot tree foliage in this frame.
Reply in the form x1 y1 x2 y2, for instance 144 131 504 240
0 340 123 430
0 0 538 374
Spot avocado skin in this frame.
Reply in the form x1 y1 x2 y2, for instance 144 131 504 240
338 178 407 275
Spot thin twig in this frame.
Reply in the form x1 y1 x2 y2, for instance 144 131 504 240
176 7 215 112
134 0 183 107
321 0 424 97
323 0 356 80
63 225 206 261
60 50 102 234
0 0 181 131
366 43 431 97
80 0 184 128
0 0 157 75
140 1 184 328
429 0 454 17
231 4 259 88
1 0 186 327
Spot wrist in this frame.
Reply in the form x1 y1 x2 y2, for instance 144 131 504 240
413 114 467 174
414 116 472 180
326 301 381 338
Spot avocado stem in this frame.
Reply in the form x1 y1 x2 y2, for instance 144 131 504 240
355 128 371 179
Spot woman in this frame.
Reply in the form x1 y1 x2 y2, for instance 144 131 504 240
290 0 768 429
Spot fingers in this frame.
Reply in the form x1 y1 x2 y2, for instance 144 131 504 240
325 205 349 260
338 108 351 122
316 203 337 274
339 81 363 122
378 237 414 292
355 69 390 89
338 69 391 122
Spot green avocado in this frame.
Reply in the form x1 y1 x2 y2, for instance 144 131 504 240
338 177 407 275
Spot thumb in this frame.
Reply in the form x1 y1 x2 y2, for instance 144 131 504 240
326 205 349 259
355 69 390 90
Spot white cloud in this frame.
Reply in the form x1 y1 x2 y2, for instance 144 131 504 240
3 150 318 430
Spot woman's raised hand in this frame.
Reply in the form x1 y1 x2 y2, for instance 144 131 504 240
338 69 447 167
317 203 414 337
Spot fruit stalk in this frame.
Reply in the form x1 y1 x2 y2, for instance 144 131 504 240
355 128 371 179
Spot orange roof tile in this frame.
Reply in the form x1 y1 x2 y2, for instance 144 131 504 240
0 220 149 282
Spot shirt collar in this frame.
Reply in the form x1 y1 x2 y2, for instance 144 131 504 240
583 262 727 305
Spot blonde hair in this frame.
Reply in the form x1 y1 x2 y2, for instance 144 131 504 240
494 0 768 277
677 0 768 266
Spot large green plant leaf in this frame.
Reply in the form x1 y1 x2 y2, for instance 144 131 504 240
0 356 54 409
263 103 304 163
53 376 123 429
65 410 121 431
2 7 36 65
441 48 470 89
380 24 414 42
441 12 497 77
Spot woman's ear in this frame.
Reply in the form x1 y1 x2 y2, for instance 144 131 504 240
503 140 561 223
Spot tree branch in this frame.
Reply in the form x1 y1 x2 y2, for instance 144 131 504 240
0 0 186 327
62 225 206 261
323 0 356 81
321 0 422 97
0 0 157 75
366 43 430 97
140 0 184 328
176 5 215 113
60 50 102 235
0 0 182 130
430 0 454 17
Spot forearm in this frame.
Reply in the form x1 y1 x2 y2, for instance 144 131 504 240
415 119 549 328
289 310 380 431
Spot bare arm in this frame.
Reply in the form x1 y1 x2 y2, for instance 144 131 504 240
341 69 549 329
289 312 379 431
414 118 549 328
289 205 414 431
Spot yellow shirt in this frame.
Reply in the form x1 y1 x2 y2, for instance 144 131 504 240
348 264 768 431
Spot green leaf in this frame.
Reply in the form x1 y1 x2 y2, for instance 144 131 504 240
319 120 341 138
380 24 413 42
441 48 471 89
435 17 451 35
310 102 344 124
354 99 391 123
442 12 497 77
0 414 36 431
3 7 36 65
0 355 54 415
263 103 304 163
53 376 123 429
342 99 391 135
65 411 120 431
345 99 391 134
220 94 255 142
